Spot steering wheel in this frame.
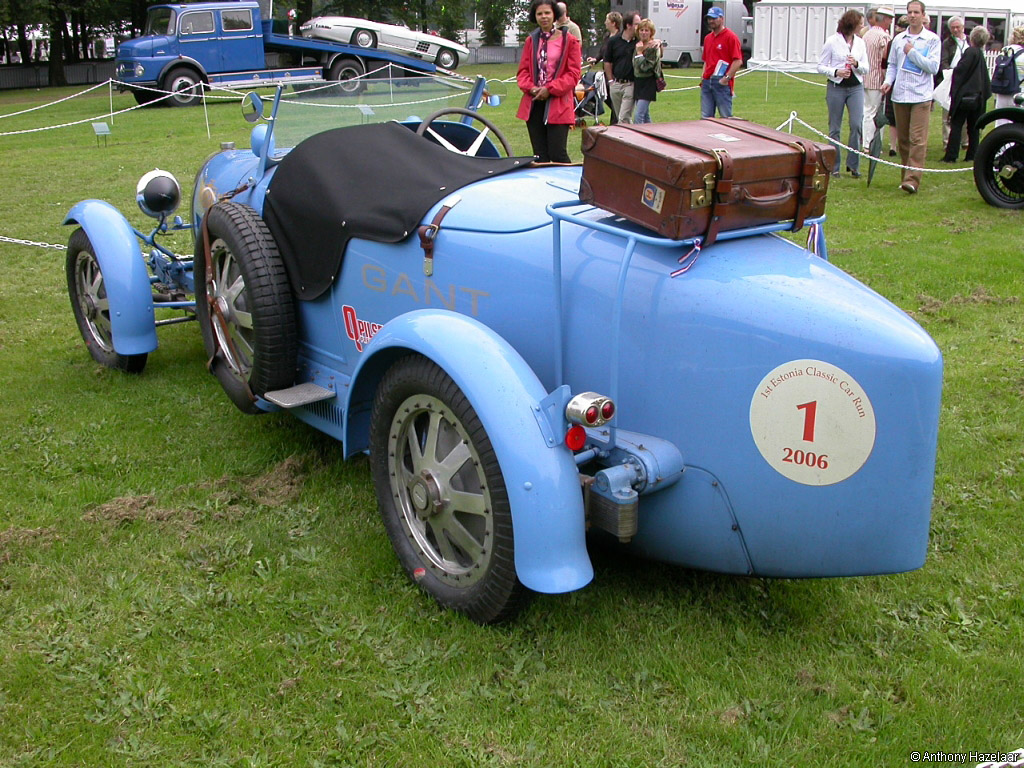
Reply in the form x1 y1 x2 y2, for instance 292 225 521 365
415 107 514 157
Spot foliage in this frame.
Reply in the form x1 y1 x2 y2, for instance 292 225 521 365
478 0 526 45
0 68 1023 766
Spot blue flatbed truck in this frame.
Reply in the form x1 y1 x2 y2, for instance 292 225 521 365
114 0 438 106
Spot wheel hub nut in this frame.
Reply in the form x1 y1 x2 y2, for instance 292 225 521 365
411 471 444 519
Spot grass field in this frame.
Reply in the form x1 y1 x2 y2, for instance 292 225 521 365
1 64 1022 766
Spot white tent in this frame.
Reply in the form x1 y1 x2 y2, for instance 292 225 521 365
749 0 1024 73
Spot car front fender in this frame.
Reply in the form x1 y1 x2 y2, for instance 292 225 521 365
976 108 1024 131
345 309 594 595
64 200 157 356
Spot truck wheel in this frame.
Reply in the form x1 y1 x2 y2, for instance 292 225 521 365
435 47 458 69
328 57 366 95
351 29 377 48
163 67 203 107
66 228 148 374
677 53 692 68
195 203 297 414
973 123 1024 209
369 355 529 624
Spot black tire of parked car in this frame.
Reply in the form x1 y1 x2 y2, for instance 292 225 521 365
195 202 298 414
162 67 204 107
369 354 529 624
66 228 149 374
973 122 1024 209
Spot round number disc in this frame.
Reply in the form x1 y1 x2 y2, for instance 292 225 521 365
749 359 876 486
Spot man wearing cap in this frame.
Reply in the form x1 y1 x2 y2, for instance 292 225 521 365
862 7 894 151
701 6 743 118
881 0 940 193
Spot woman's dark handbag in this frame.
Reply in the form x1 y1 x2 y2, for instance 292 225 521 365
656 76 666 92
959 93 982 111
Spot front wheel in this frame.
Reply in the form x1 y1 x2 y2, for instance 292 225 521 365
435 47 459 69
66 228 148 373
162 67 204 107
351 29 377 48
973 123 1024 209
369 355 528 624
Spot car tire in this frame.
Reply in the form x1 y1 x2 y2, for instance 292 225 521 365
66 228 148 374
369 355 529 624
973 123 1024 209
195 202 297 414
328 56 366 95
162 67 204 107
351 28 377 48
435 47 458 69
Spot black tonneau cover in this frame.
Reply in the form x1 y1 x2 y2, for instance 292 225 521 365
263 121 529 300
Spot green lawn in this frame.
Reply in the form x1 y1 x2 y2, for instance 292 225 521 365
1 64 1022 767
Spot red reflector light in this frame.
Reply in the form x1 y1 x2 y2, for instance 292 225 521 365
601 400 615 420
585 405 599 425
565 425 587 451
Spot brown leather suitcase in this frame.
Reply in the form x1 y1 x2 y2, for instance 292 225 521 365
579 119 835 245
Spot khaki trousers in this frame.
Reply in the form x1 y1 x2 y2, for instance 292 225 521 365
892 101 931 190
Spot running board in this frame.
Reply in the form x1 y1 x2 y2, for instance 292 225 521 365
264 382 336 408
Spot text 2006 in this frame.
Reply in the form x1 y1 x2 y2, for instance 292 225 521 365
782 448 829 469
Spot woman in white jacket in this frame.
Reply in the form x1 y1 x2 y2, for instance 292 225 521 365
817 10 869 177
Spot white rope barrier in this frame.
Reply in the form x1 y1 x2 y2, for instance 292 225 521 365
778 110 974 174
0 80 113 118
0 68 981 182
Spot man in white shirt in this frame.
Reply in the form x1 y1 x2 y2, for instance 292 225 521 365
862 7 894 152
881 0 940 193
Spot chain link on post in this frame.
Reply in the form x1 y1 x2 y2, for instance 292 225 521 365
0 235 67 250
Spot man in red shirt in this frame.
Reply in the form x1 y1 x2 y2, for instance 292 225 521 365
701 7 743 117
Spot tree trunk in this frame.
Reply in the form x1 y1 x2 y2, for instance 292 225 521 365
48 11 67 86
16 23 32 63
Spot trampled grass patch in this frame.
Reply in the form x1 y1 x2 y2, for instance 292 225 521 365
1 66 1022 766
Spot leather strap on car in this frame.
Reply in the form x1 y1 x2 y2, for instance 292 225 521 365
417 195 461 276
706 118 826 233
623 124 734 246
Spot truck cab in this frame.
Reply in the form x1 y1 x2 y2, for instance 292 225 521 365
116 2 272 105
114 1 435 107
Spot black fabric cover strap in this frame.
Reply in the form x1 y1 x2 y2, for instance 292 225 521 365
263 121 530 300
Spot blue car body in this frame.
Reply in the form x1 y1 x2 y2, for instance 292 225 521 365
65 77 942 621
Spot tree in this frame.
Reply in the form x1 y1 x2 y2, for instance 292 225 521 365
478 0 526 46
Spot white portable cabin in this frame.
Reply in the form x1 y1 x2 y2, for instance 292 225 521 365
609 0 753 67
749 0 1024 73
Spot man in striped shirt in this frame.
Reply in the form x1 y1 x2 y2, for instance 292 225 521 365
861 7 894 152
881 0 940 193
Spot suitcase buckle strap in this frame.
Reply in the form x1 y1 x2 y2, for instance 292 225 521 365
691 173 716 209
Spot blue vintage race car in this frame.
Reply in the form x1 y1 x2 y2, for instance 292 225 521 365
64 76 942 623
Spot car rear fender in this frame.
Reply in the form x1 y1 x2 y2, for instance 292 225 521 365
64 200 157 356
976 108 1024 131
345 309 594 595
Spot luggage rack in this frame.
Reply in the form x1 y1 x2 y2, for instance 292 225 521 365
545 199 827 423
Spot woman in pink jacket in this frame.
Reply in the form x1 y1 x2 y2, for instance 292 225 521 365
517 0 582 163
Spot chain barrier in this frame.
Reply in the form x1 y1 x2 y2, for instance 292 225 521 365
0 235 67 250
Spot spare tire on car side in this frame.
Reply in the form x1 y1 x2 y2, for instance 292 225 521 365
195 202 298 413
